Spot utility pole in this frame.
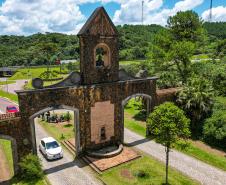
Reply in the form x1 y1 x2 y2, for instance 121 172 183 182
142 0 144 25
209 0 213 22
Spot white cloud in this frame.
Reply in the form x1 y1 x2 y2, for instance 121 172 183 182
202 6 226 22
0 0 85 35
0 0 206 35
113 0 164 25
113 0 204 25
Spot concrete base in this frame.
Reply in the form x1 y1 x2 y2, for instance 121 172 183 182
87 144 123 158
84 146 140 172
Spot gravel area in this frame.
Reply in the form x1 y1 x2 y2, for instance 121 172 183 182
124 128 226 185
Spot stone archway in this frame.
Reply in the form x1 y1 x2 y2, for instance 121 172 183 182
29 105 81 156
0 134 19 175
121 93 152 142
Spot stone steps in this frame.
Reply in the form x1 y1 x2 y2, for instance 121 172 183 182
61 140 76 155
82 156 102 174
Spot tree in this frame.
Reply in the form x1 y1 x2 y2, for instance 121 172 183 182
176 77 214 135
19 154 43 181
214 39 226 60
147 102 190 185
151 11 205 84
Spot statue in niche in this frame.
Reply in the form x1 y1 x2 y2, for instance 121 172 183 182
95 47 106 67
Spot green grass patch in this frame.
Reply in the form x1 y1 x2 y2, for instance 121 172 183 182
99 155 199 185
124 118 146 137
0 90 18 102
175 142 226 171
119 60 144 66
25 74 68 89
9 67 65 80
0 139 14 176
0 80 16 85
125 98 142 115
11 177 47 185
37 118 74 142
191 54 210 60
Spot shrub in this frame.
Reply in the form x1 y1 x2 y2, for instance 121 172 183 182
203 110 226 149
157 71 181 89
120 63 141 76
19 154 43 180
212 70 226 96
133 170 149 178
64 111 72 122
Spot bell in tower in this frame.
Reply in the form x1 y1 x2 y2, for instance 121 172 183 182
78 7 119 85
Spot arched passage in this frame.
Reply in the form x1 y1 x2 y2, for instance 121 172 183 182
29 105 81 156
0 134 18 175
121 93 152 142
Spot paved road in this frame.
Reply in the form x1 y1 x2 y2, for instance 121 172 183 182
0 98 18 114
124 128 226 185
1 80 27 94
35 120 102 185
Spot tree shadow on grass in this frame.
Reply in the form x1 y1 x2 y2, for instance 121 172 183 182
133 110 146 122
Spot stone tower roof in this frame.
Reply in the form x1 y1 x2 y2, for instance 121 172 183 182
78 7 118 36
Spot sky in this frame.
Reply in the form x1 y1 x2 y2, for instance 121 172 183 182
0 0 226 35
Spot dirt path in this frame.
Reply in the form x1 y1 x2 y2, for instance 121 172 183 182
0 145 11 182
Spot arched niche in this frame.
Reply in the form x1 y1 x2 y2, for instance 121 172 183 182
94 43 111 68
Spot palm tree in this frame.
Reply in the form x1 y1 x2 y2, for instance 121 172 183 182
177 77 214 135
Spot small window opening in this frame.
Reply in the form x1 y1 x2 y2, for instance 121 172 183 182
100 127 106 140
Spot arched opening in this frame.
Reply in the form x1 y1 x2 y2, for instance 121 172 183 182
94 43 111 68
0 135 18 181
122 94 152 143
29 105 80 157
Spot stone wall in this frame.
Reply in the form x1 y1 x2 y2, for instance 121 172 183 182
156 88 178 105
17 77 157 153
0 114 32 162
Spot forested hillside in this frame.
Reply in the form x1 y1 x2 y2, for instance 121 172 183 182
0 22 226 67
204 22 226 39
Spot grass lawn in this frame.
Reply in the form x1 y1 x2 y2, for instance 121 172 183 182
37 114 74 142
175 142 226 171
0 139 14 176
9 67 66 80
11 177 48 185
191 54 210 60
0 90 18 102
124 98 226 172
99 154 199 185
119 60 144 66
124 117 146 137
25 74 68 89
0 80 16 85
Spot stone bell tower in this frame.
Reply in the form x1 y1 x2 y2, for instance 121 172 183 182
78 7 119 85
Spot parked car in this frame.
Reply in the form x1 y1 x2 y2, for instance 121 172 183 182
39 137 63 160
6 105 19 113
